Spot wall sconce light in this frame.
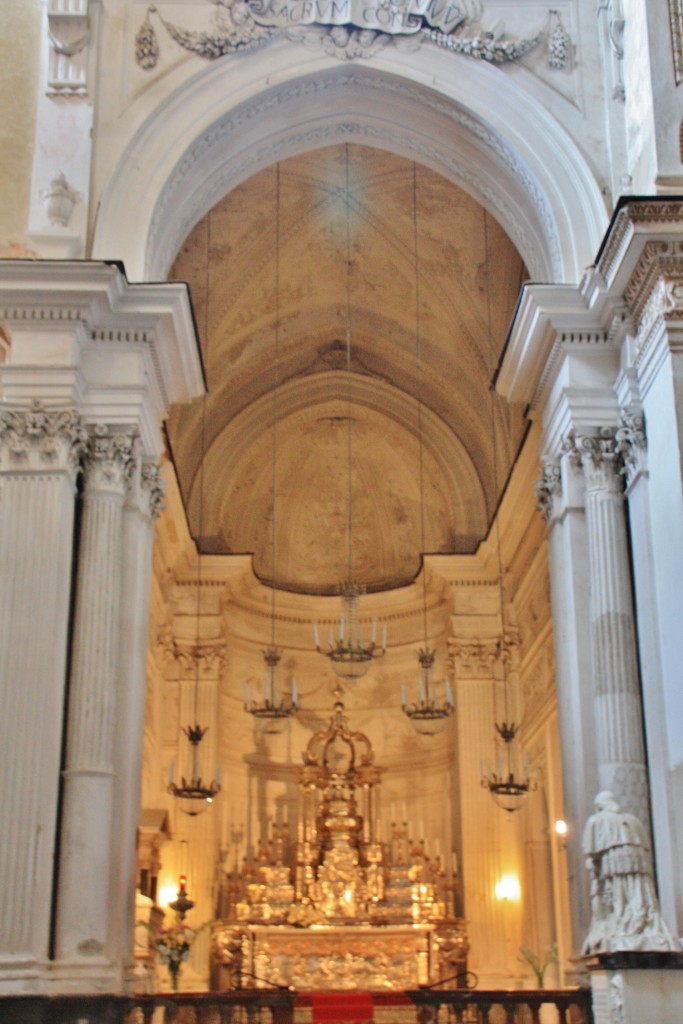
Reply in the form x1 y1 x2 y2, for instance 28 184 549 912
495 874 521 901
554 818 568 849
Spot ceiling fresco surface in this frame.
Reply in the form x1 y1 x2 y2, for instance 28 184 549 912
167 145 528 594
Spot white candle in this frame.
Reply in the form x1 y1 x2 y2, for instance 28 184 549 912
382 624 387 649
313 622 320 648
372 619 377 643
292 678 298 705
446 680 454 705
418 677 425 703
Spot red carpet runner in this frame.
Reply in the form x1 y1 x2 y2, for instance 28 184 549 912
307 993 375 1024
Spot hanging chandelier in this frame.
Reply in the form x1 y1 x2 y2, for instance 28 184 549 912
168 724 221 816
316 145 386 683
481 719 537 812
244 647 299 734
478 212 538 812
169 213 221 816
245 163 299 731
315 582 386 682
400 164 454 736
402 647 454 736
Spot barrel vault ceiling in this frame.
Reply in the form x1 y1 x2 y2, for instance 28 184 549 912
166 144 528 595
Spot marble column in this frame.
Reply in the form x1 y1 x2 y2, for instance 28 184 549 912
564 429 649 830
450 637 523 987
111 457 165 989
54 426 136 983
536 454 597 950
0 405 85 989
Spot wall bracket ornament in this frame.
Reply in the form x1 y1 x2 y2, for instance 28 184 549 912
47 0 91 97
135 0 543 67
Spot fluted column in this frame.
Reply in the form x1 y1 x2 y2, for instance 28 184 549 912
0 405 85 985
54 426 136 981
112 458 165 988
535 455 597 950
450 637 523 987
564 429 649 829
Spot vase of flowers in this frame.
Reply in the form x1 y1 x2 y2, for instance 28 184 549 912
153 917 195 991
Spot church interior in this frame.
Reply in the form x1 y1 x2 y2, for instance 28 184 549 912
1 2 683 1022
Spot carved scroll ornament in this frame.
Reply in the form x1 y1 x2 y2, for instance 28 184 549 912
135 0 543 68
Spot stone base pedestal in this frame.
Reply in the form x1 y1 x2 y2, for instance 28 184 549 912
588 952 683 1024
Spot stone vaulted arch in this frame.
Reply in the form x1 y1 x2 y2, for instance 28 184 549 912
92 41 607 284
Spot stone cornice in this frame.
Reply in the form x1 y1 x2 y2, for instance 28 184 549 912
0 261 204 452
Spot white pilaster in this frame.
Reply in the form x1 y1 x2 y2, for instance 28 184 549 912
450 637 523 987
0 405 85 992
112 457 165 990
53 426 135 987
564 430 649 830
536 454 596 950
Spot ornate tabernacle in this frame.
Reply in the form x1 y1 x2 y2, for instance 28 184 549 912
212 701 467 990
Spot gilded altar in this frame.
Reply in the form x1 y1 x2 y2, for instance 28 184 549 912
212 701 467 990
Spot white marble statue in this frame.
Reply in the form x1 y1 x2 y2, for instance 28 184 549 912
582 791 678 954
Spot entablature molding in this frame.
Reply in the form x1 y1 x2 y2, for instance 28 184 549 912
0 261 204 454
499 198 683 426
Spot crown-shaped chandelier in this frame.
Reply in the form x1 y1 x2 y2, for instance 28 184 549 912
315 146 386 683
481 719 537 812
400 165 454 736
168 724 221 816
244 647 299 734
402 647 454 736
244 164 299 732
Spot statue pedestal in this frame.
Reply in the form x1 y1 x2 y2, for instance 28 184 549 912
588 952 683 1024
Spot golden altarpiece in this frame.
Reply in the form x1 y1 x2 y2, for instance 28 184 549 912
211 700 467 991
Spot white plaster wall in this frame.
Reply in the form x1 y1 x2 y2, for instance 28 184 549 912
0 0 42 254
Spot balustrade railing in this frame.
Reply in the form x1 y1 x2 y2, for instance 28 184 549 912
1 988 296 1024
1 987 592 1024
406 988 593 1024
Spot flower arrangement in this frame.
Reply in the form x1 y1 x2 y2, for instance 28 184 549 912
518 943 559 987
151 916 195 990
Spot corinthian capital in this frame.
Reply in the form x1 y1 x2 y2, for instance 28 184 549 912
615 411 647 487
535 457 562 524
85 424 138 491
140 459 165 519
562 428 623 493
174 640 226 679
448 637 500 678
0 401 87 474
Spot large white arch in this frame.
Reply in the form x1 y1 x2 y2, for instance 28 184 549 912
92 40 607 284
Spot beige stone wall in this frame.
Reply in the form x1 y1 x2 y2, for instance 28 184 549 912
0 0 41 256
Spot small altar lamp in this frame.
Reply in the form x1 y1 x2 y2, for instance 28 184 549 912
315 582 387 682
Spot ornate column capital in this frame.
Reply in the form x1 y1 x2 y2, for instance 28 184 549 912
157 631 226 680
0 402 87 476
84 424 138 492
615 410 647 489
562 428 623 494
140 459 165 519
535 456 562 524
448 637 504 678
